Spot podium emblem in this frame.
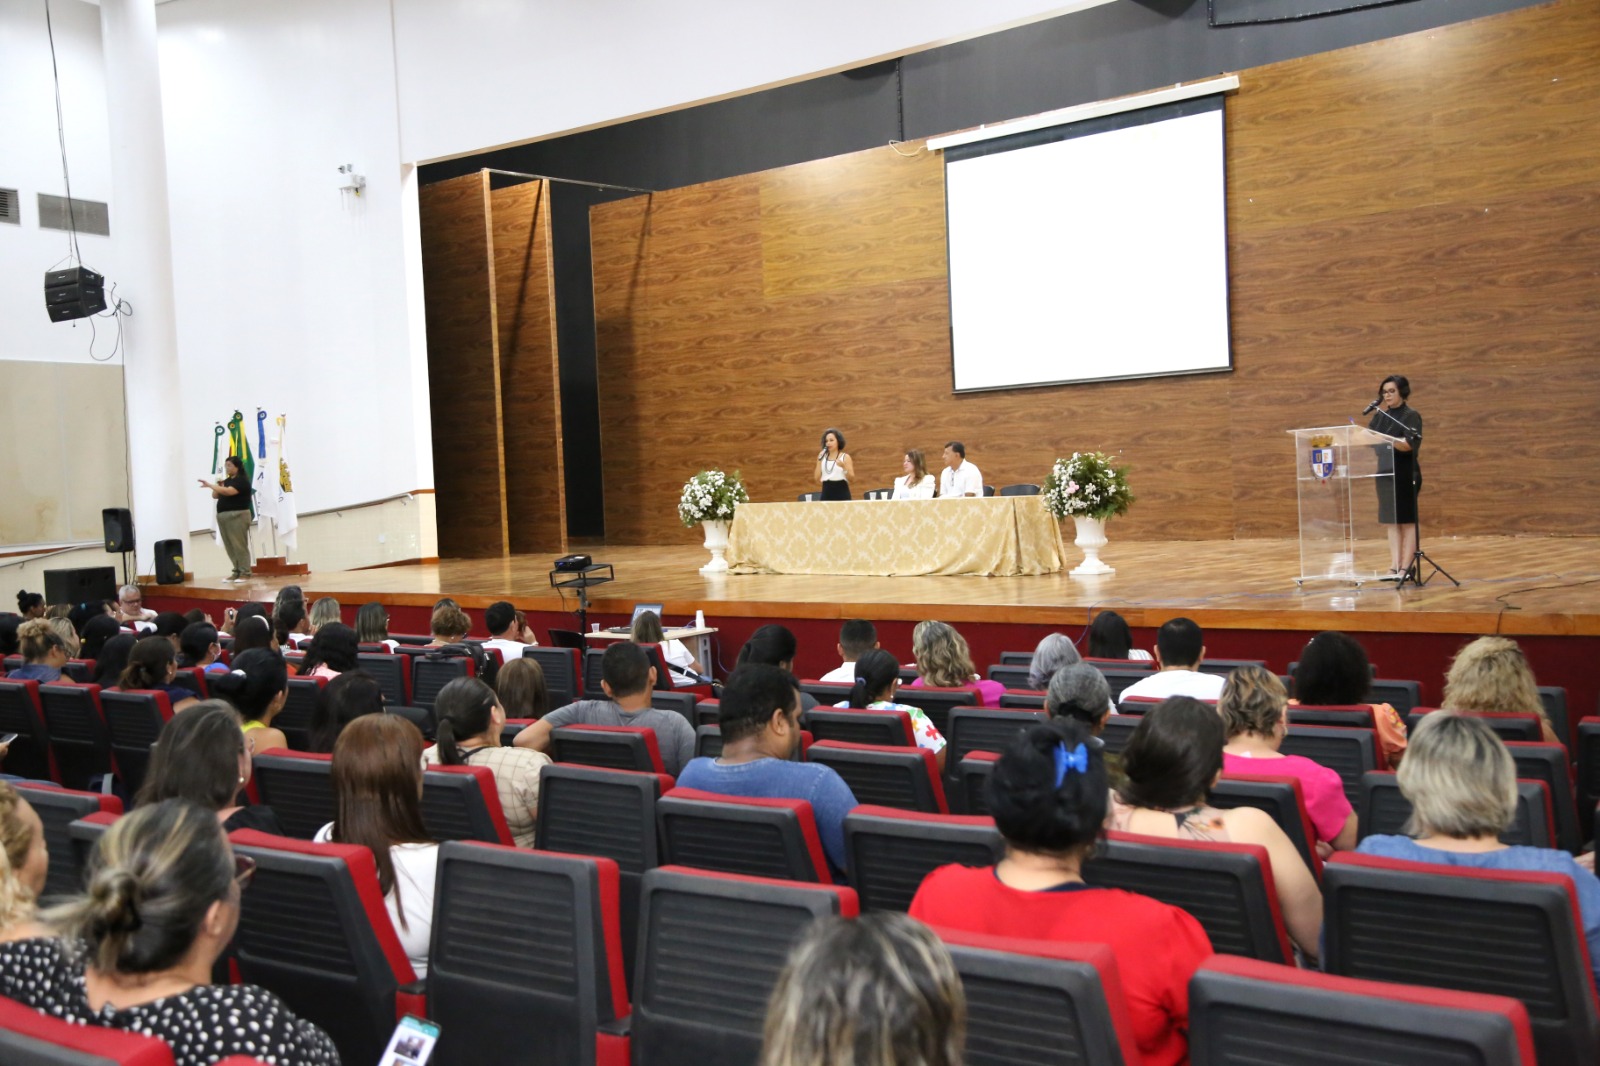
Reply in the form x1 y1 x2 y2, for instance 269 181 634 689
1310 447 1335 480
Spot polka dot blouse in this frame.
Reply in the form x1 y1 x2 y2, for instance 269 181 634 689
0 938 340 1066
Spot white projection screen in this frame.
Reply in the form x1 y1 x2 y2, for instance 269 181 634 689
943 96 1232 392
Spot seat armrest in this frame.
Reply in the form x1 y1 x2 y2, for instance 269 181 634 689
598 1015 631 1037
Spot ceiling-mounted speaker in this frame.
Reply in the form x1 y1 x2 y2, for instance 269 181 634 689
44 266 107 323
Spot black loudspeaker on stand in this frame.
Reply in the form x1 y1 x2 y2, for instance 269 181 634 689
155 540 185 585
102 508 134 553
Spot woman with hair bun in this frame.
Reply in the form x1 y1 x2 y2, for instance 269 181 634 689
423 677 549 848
9 619 74 684
15 590 45 620
1043 662 1113 734
0 800 338 1065
845 649 946 766
209 648 290 753
113 635 199 713
910 717 1212 1066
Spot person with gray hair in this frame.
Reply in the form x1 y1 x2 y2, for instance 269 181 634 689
1356 710 1600 985
1044 663 1112 734
1026 632 1081 690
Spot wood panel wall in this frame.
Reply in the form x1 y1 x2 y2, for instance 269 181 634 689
592 0 1600 545
491 179 568 555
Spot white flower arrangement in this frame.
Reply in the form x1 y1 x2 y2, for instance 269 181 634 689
678 468 750 527
1041 452 1134 521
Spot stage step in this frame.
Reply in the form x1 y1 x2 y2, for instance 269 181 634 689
253 556 310 576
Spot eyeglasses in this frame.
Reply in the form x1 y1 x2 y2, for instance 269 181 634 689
233 854 257 891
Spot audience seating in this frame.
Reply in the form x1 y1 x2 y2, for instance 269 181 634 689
842 805 1004 912
1100 715 1139 754
251 750 335 839
548 629 587 651
1 655 21 672
1287 704 1380 730
66 808 120 873
536 763 674 983
1356 770 1556 849
1323 851 1600 1065
657 787 830 882
802 707 915 747
15 782 122 903
1189 954 1538 1066
997 690 1046 709
38 682 113 791
228 830 425 1066
1084 656 1155 671
0 993 176 1065
581 647 609 700
1538 686 1569 747
997 651 1032 667
1099 667 1158 702
693 699 719 726
550 724 666 774
958 750 999 815
1116 694 1165 716
1370 678 1420 715
1196 658 1267 677
169 665 208 698
1210 774 1322 880
938 929 1140 1066
649 690 698 728
985 664 1033 689
893 687 979 735
1082 830 1294 964
806 739 947 813
98 689 175 798
523 646 582 707
385 703 434 739
275 676 325 750
1505 741 1581 853
356 652 411 705
997 483 1041 496
422 764 514 845
944 707 1047 808
630 865 857 1066
0 679 57 782
1578 716 1600 840
1278 724 1376 807
798 679 852 704
427 843 629 1066
693 723 722 758
411 655 472 710
1407 707 1543 743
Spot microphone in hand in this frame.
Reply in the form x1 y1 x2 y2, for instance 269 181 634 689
1362 400 1380 415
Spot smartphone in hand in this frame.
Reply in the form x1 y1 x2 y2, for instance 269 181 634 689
381 1016 440 1065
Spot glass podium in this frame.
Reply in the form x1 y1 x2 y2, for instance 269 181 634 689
1288 424 1403 586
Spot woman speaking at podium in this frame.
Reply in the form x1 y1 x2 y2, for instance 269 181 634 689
814 427 854 501
1367 375 1422 578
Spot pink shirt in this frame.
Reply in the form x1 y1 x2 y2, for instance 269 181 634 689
905 676 1005 708
1222 750 1353 844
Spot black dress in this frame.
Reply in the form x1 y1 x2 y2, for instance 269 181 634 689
1369 405 1423 524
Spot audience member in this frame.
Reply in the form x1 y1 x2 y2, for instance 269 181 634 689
210 649 290 753
308 670 385 754
1026 632 1081 689
433 597 460 612
1086 610 1152 661
0 782 49 944
47 617 81 659
356 601 398 649
1117 618 1224 702
272 586 310 648
910 717 1212 1066
308 596 341 632
0 800 340 1065
761 912 965 1066
737 624 819 710
1292 631 1408 768
482 600 538 664
938 441 982 498
1442 636 1561 745
89 634 136 689
114 584 156 625
298 622 359 680
515 643 695 775
1044 663 1113 734
114 636 199 713
10 619 74 683
45 604 73 621
152 612 188 650
425 677 549 848
177 622 228 675
137 701 283 834
495 658 550 720
317 715 437 977
677 664 858 876
1219 666 1356 854
1111 696 1322 958
78 613 122 661
228 611 276 655
630 609 699 684
1357 711 1600 984
182 608 210 627
843 649 946 765
820 619 879 683
907 620 1003 707
428 604 472 647
14 591 45 621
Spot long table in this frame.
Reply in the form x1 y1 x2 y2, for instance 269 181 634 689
725 496 1066 577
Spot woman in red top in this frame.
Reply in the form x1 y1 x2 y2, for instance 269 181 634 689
909 718 1212 1066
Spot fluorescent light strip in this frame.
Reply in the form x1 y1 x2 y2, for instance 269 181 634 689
924 74 1240 152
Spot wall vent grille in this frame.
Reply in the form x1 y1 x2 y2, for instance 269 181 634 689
0 188 18 225
38 193 110 236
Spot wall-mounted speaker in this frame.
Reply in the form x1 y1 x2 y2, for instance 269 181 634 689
103 508 134 553
44 266 107 323
154 540 185 585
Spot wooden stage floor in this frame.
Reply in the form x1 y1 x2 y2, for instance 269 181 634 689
159 534 1600 638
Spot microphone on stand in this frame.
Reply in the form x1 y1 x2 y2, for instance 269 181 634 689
1361 400 1380 415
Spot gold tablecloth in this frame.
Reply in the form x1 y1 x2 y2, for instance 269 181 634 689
726 497 1066 577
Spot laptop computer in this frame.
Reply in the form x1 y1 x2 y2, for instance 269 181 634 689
607 602 664 634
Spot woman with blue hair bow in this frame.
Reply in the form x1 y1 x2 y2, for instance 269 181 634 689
909 717 1213 1066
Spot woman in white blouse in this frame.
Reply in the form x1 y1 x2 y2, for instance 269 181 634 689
892 449 936 499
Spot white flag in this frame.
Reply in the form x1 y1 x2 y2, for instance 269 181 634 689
275 414 299 552
253 408 278 532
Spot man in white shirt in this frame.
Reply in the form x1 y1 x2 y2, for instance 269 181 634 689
938 441 983 498
1118 617 1226 702
820 618 878 683
480 600 537 665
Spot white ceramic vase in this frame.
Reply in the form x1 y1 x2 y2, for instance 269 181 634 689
1069 515 1114 576
699 519 731 574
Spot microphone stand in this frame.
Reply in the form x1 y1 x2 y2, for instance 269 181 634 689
1363 406 1457 590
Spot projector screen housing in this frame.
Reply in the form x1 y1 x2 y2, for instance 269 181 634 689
942 95 1232 393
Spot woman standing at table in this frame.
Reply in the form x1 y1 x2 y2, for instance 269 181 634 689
814 428 854 501
892 449 936 500
1367 374 1422 579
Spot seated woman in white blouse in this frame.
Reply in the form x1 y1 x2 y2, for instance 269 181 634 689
892 449 936 499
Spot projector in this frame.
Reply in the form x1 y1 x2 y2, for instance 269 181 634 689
553 554 593 572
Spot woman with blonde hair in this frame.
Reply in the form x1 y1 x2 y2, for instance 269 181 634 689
907 620 1003 707
892 449 936 500
1442 636 1559 745
761 912 965 1066
9 619 75 684
0 783 49 943
308 596 342 632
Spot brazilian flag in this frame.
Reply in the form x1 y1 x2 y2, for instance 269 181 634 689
226 410 257 517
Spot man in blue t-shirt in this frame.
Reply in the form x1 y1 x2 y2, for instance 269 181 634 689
677 663 858 875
